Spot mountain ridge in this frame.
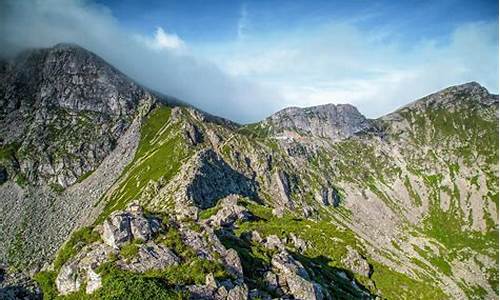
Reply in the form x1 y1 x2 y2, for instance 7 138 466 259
0 44 497 300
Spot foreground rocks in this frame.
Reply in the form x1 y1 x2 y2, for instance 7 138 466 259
205 195 252 228
341 246 371 278
54 203 249 299
116 242 180 273
56 242 115 295
271 251 326 300
101 202 161 249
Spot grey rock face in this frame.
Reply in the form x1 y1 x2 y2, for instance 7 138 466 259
184 123 204 145
317 187 341 207
271 251 325 300
186 150 258 209
117 242 180 273
274 170 294 208
102 202 161 249
226 283 248 300
264 235 285 251
222 249 244 279
206 195 252 228
264 103 372 141
55 242 116 295
150 149 258 218
0 43 158 188
341 246 371 278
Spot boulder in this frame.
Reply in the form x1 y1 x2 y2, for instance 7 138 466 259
55 261 81 295
226 283 248 300
56 242 116 295
271 251 324 300
102 212 132 249
206 195 251 228
101 203 161 249
264 235 285 251
205 273 218 290
117 241 180 273
187 284 215 300
341 246 371 277
222 249 244 279
263 271 280 293
289 233 308 253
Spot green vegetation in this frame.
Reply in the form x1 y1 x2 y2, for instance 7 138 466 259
198 205 220 220
0 143 18 161
119 242 140 261
97 105 191 222
412 245 452 276
33 271 59 300
75 170 94 184
238 122 272 139
94 266 188 300
235 211 358 266
53 227 100 271
370 261 447 299
15 173 29 187
144 258 229 286
35 266 189 300
35 225 229 299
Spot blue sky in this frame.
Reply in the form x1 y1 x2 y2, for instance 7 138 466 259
1 0 498 122
99 0 498 45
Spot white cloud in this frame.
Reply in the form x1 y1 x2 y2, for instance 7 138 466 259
204 20 498 118
0 0 282 123
139 27 185 51
0 0 497 122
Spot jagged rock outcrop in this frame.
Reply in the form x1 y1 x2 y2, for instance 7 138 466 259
341 246 371 278
147 149 258 219
263 103 372 141
205 195 252 228
0 43 159 187
116 242 180 273
54 204 248 298
56 242 115 295
55 203 171 295
101 202 161 249
271 251 326 300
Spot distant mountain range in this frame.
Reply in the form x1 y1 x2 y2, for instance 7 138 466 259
0 44 498 300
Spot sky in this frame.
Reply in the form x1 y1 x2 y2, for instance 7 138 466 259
0 0 498 123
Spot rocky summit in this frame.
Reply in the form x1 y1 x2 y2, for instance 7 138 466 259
0 44 498 300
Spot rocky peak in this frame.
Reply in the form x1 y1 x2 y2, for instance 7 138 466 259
387 82 498 117
1 43 145 117
0 43 158 187
264 103 372 141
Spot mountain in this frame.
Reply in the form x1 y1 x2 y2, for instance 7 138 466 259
0 44 497 300
262 103 372 141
